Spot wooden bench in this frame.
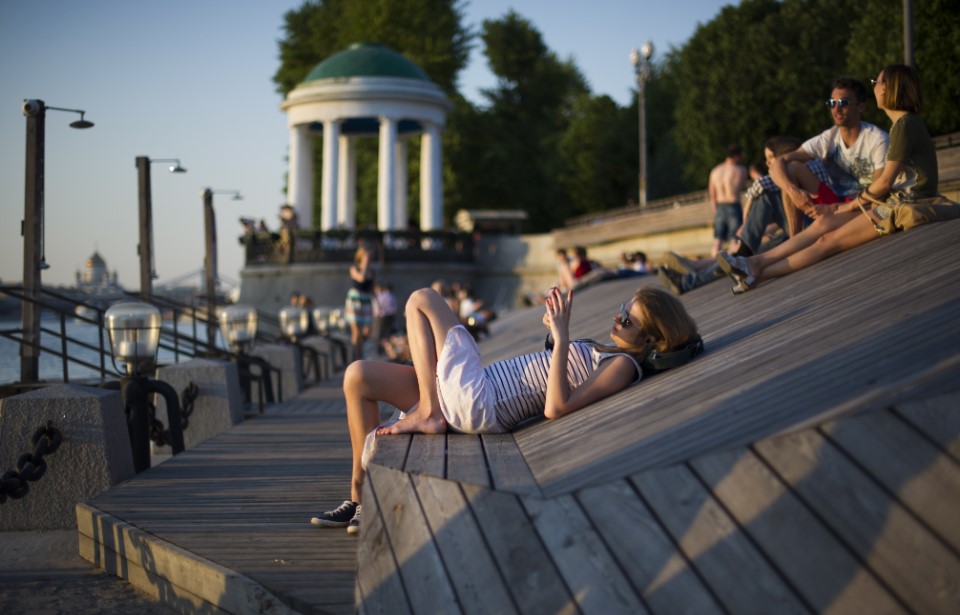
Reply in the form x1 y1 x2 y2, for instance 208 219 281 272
357 219 960 614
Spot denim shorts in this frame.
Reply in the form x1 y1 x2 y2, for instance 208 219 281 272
714 202 743 241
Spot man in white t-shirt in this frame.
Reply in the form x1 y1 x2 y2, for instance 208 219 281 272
769 77 888 220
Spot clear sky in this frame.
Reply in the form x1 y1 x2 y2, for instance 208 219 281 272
0 0 730 291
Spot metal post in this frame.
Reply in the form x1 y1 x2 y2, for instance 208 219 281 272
631 43 654 210
203 188 217 347
903 0 914 68
136 156 154 301
21 100 45 383
638 86 647 209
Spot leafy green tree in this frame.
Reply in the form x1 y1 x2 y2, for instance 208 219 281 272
664 0 857 188
461 11 589 231
274 0 349 95
847 0 960 135
558 94 636 215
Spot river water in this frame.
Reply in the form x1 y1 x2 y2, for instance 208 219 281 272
0 315 197 385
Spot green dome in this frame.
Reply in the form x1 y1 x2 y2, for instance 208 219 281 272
303 43 430 82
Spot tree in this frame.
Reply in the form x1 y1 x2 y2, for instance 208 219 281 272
460 11 590 231
558 94 636 215
274 0 349 95
847 0 960 135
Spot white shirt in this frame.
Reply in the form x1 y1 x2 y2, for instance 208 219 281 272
802 122 889 197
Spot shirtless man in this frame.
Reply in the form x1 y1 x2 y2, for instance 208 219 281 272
708 144 748 256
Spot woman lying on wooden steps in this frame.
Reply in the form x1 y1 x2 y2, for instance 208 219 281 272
311 285 702 534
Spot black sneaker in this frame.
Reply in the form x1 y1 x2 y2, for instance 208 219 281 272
346 505 362 535
310 500 357 527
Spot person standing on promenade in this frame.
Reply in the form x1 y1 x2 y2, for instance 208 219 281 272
708 144 748 256
373 282 397 355
345 246 375 360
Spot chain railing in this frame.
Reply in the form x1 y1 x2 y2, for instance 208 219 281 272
0 421 63 504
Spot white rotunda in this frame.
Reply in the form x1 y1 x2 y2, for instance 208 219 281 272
281 43 452 232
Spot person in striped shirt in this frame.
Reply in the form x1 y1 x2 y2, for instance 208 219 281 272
312 285 700 533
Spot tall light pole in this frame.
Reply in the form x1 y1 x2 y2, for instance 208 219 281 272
20 99 94 383
202 188 243 347
903 0 914 67
136 157 187 301
630 41 654 210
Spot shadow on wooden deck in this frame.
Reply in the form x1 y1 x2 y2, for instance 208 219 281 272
78 220 960 614
359 219 960 614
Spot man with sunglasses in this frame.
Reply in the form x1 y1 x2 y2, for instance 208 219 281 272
768 77 888 219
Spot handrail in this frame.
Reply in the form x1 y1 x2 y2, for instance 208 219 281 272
241 228 475 267
0 285 118 384
563 189 709 228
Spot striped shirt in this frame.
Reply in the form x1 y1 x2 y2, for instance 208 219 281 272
485 341 642 431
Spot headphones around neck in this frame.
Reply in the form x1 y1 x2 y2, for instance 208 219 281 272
544 334 704 374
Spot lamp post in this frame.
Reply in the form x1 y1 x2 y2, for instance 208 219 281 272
630 42 654 210
136 157 187 301
20 99 94 383
219 304 278 408
104 302 185 473
202 188 243 347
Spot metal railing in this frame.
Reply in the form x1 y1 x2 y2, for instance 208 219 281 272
563 189 709 228
241 228 475 266
0 285 119 390
0 286 283 405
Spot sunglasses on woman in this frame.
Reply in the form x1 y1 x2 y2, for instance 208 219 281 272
617 303 633 328
825 98 850 109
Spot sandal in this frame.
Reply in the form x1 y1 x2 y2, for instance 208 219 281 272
716 252 757 289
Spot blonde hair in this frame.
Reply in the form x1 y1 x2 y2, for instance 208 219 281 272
597 287 700 361
354 246 369 267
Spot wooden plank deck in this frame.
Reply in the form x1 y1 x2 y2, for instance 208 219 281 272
79 380 362 615
79 219 960 614
361 219 960 613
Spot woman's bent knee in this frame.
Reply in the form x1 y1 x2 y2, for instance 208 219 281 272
344 360 377 391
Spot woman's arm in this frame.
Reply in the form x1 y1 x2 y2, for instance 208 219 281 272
349 253 370 283
544 355 638 419
541 288 637 419
839 159 905 213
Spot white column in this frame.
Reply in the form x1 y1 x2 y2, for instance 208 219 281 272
377 116 398 230
420 122 443 230
337 134 357 229
287 124 313 228
394 138 408 229
320 120 340 231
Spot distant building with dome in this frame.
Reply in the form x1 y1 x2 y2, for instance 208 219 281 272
76 251 121 294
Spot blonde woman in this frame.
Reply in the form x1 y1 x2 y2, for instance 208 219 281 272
312 285 701 533
344 246 375 359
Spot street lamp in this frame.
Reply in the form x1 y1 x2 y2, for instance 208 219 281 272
201 188 243 347
630 41 654 209
20 99 94 383
104 302 185 473
219 305 258 353
279 306 309 341
136 156 187 301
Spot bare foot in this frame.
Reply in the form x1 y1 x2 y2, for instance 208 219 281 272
377 409 447 435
